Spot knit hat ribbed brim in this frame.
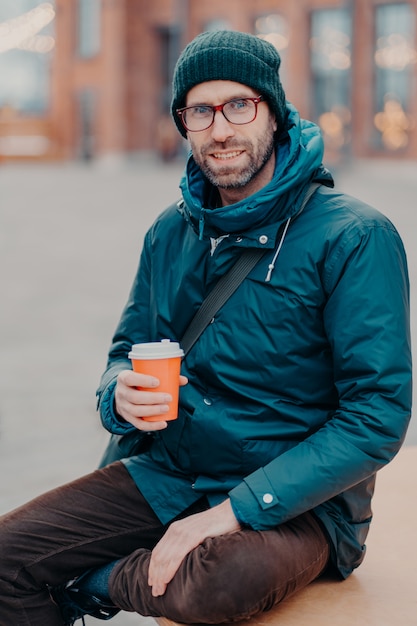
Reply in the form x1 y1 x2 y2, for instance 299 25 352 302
171 30 287 137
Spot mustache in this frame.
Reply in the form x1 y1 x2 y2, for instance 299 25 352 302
200 139 251 156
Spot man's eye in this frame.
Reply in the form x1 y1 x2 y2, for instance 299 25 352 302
228 99 249 111
189 106 212 117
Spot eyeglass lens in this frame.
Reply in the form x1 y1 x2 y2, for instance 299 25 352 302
182 98 258 131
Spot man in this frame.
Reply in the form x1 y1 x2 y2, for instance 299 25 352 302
0 30 412 626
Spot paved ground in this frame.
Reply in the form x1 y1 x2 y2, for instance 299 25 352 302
0 154 416 625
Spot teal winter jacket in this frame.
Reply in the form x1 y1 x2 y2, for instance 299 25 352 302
97 105 412 578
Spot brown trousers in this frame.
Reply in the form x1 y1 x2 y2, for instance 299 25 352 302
0 462 330 625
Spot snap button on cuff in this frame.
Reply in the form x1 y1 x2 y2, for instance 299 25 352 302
259 235 268 244
262 493 274 504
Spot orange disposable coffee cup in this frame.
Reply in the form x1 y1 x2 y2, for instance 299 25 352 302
128 339 184 421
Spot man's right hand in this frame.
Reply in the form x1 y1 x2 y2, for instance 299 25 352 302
114 370 187 431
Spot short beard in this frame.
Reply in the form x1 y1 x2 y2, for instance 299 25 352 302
192 128 276 190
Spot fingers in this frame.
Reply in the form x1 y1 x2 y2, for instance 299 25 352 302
115 370 172 428
118 369 160 390
114 370 188 429
148 521 195 597
147 501 241 596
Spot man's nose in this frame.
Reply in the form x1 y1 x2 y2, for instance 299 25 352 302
210 110 235 142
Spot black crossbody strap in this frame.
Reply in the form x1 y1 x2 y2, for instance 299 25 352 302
181 246 266 356
180 182 320 356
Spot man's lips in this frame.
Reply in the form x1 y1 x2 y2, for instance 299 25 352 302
210 150 244 160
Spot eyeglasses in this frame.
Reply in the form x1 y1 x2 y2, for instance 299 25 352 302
176 95 264 132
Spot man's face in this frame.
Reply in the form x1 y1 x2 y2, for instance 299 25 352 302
185 80 278 203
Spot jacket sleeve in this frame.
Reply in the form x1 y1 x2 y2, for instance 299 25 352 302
96 232 153 434
229 216 412 529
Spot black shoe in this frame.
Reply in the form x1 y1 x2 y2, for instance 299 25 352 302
49 574 120 625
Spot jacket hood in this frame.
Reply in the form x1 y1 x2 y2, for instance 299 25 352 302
178 103 333 240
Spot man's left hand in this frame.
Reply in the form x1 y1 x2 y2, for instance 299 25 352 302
148 499 241 596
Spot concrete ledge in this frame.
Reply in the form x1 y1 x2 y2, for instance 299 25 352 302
155 445 417 626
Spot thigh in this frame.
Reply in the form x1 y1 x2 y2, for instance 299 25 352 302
0 462 164 587
180 511 330 621
111 510 330 623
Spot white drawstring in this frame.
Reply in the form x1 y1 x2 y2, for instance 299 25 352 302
265 216 291 282
210 234 229 256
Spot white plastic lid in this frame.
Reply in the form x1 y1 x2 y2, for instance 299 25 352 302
128 339 184 360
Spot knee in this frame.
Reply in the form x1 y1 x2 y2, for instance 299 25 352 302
170 535 274 622
0 511 35 586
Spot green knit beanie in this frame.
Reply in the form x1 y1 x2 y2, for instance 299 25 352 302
171 30 287 138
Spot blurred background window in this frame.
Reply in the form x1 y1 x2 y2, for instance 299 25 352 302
204 19 232 31
373 2 416 151
77 0 101 59
77 88 96 160
0 1 55 114
310 8 352 154
254 12 289 85
159 26 181 113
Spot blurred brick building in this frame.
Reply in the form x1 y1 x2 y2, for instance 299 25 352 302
1 0 416 163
